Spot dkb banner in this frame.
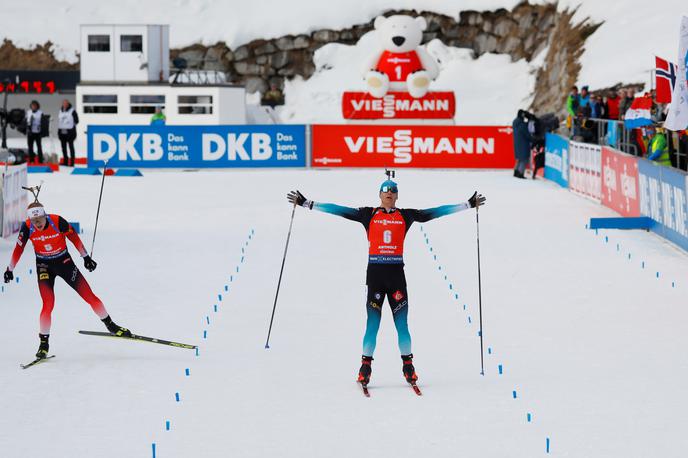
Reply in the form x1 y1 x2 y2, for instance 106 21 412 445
638 159 688 251
544 133 569 188
88 125 307 168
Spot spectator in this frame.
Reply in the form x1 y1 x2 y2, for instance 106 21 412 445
150 106 166 125
262 83 284 108
606 90 620 120
566 86 579 137
595 95 608 119
512 109 532 179
589 95 602 118
57 99 79 167
619 88 635 120
579 86 591 109
577 104 596 143
25 100 44 164
648 127 671 166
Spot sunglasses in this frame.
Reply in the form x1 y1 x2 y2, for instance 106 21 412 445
380 185 398 193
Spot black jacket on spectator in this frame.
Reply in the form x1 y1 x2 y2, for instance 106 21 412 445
512 115 532 161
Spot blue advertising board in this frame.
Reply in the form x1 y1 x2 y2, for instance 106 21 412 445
544 133 569 188
87 125 307 168
638 159 688 251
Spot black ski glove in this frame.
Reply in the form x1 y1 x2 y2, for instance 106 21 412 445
3 268 13 284
83 256 97 272
468 191 486 208
287 190 313 209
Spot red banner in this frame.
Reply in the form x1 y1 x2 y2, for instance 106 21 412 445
311 125 514 168
342 91 455 119
601 146 641 217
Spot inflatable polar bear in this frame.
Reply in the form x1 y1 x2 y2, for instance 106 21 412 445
363 15 440 99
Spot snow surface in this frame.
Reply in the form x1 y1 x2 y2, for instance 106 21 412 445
1 169 687 457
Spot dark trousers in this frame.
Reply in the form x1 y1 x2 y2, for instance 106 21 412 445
27 133 44 163
59 136 75 166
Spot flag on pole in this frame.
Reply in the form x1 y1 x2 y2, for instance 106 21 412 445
623 96 653 128
664 16 688 131
655 56 677 103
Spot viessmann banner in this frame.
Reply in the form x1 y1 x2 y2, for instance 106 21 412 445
87 125 306 168
311 125 515 168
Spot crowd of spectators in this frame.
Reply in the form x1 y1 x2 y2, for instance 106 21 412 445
564 84 687 171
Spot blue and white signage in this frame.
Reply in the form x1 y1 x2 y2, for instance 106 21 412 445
88 125 306 168
638 158 688 251
544 133 569 188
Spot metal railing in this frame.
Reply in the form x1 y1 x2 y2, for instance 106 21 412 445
562 116 687 171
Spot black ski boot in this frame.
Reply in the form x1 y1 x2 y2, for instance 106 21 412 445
357 355 373 385
101 315 132 337
36 334 49 359
401 354 418 383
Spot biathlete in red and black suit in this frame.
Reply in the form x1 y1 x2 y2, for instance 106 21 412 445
287 179 486 386
4 201 131 359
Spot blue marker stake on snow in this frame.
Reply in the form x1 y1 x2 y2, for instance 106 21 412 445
468 316 472 324
463 304 466 310
433 254 437 260
214 304 218 312
195 348 199 357
218 294 222 301
230 275 233 282
175 392 180 402
628 253 632 260
439 266 442 271
478 331 481 337
455 293 459 300
1 286 4 293
498 364 503 375
15 277 19 283
642 261 645 269
166 420 170 431
185 368 190 376
527 413 532 422
595 229 599 235
242 247 244 253
488 347 492 354
449 284 453 290
203 330 207 339
605 236 608 243
430 247 433 252
616 243 620 251
241 256 244 263
29 268 32 275
512 390 517 399
152 443 156 458
225 285 228 291
672 282 675 288
236 266 240 273
206 316 210 325
444 275 447 280
546 437 550 453
656 272 660 278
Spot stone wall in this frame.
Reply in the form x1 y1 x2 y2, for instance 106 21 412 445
171 1 561 96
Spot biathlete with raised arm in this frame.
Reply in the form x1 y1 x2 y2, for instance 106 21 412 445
287 178 485 387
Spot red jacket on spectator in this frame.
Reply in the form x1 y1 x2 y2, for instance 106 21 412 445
607 95 620 120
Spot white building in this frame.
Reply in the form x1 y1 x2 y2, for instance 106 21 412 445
76 24 247 157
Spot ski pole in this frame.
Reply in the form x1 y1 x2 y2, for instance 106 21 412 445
476 199 485 376
90 161 108 257
265 202 297 349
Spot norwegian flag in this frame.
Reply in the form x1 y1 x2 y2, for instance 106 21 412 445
655 56 677 103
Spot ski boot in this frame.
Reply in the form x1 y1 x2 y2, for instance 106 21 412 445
401 354 418 383
36 334 49 359
357 356 373 385
102 315 132 337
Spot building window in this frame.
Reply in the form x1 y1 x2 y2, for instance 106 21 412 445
83 95 118 114
130 95 165 114
178 95 213 114
88 35 110 52
121 35 143 52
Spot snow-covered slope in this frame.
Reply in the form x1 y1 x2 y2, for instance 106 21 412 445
1 169 686 457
